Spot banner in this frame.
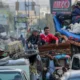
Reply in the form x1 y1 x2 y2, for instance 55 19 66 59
50 0 71 14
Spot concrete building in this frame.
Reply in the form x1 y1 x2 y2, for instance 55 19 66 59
0 1 14 34
40 7 50 17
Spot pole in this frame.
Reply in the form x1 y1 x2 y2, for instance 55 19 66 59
28 0 29 17
25 0 26 14
16 0 19 36
37 5 40 30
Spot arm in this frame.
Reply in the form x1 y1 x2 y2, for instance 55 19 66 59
61 35 68 41
27 36 32 43
56 39 59 45
37 35 41 44
40 34 44 40
40 34 46 42
51 34 59 45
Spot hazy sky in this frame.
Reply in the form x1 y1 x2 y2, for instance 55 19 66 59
2 0 49 6
1 0 77 7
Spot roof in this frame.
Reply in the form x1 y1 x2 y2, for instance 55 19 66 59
73 53 80 59
0 68 22 72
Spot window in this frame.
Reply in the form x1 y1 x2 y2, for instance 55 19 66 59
22 72 27 80
68 76 80 80
72 58 80 70
0 71 23 80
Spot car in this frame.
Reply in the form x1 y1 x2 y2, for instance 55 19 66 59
0 68 28 80
61 70 80 80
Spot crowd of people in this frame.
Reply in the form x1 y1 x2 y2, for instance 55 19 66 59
26 26 68 48
18 26 69 80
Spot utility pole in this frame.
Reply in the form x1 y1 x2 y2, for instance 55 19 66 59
25 0 26 14
36 0 40 30
28 0 29 17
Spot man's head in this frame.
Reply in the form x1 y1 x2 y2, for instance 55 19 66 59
55 32 61 39
44 27 50 35
32 30 39 36
14 75 22 80
77 2 80 8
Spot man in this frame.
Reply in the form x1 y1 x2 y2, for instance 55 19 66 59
40 27 58 45
27 30 40 45
19 34 26 47
55 32 68 43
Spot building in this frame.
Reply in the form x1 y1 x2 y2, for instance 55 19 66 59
15 1 41 30
0 1 12 34
40 7 50 17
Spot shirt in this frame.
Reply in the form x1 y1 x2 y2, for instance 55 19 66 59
40 34 58 43
27 35 40 44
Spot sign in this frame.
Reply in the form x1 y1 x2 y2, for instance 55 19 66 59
50 0 71 14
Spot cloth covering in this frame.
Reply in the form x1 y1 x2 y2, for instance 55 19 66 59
69 23 80 34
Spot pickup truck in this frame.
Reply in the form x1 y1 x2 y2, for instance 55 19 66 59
0 57 30 80
61 54 80 80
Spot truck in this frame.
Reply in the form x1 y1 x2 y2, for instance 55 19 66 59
0 68 29 80
61 53 80 80
0 57 30 80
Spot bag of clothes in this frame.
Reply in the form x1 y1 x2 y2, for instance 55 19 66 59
68 23 80 34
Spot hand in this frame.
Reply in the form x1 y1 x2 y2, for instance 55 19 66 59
56 43 58 46
56 40 58 46
46 54 53 60
43 67 47 71
28 44 31 48
66 40 70 43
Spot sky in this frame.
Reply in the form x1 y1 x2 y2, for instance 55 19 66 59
1 0 79 10
1 0 49 6
1 0 79 6
1 0 50 11
2 0 79 6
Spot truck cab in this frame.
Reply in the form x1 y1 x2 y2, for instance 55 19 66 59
0 57 30 80
61 54 80 80
0 68 28 80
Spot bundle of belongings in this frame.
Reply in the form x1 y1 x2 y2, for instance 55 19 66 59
0 56 29 66
56 2 80 34
56 13 72 27
68 23 80 34
5 41 23 54
72 2 80 24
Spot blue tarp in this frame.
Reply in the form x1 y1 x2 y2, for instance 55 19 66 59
54 16 80 41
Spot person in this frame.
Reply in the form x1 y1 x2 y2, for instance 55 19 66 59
40 27 59 45
27 30 40 45
55 32 68 43
13 75 22 80
19 34 26 47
